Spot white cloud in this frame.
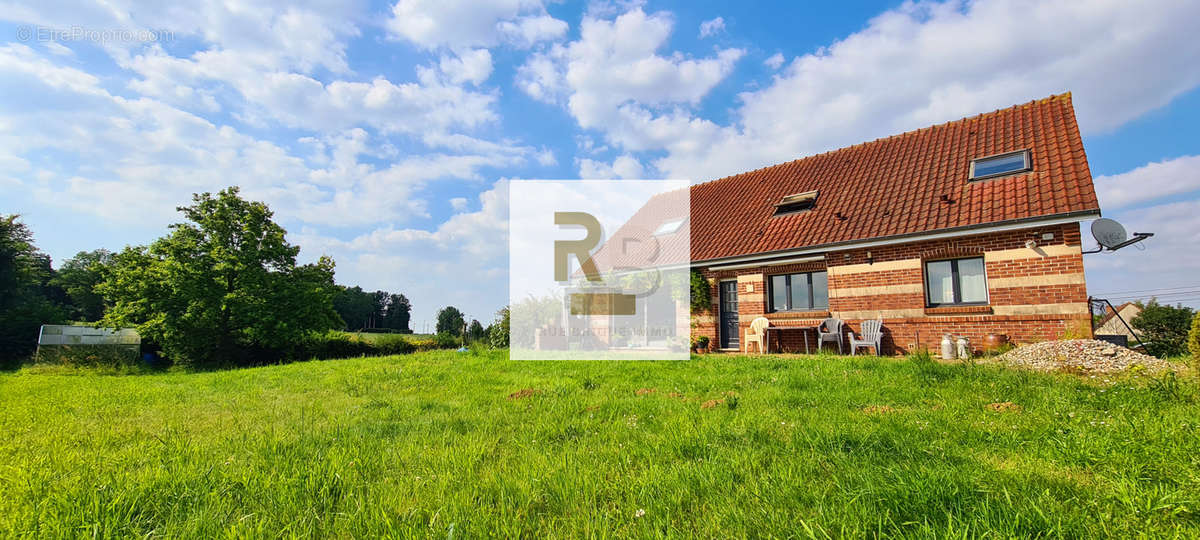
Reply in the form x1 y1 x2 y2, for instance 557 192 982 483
294 182 512 325
438 49 494 85
515 7 743 150
125 48 500 136
1094 155 1200 210
449 197 469 211
0 45 529 232
498 14 569 48
763 52 784 69
698 16 725 38
534 147 557 166
521 1 1200 184
386 0 566 50
578 154 647 179
1085 197 1200 308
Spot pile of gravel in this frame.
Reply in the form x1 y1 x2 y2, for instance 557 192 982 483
991 339 1178 375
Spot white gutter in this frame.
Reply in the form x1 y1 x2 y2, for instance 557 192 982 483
708 255 825 271
694 211 1099 267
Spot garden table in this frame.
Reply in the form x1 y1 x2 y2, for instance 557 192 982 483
765 325 820 354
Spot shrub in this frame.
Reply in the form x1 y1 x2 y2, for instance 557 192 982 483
489 307 510 349
372 334 416 356
435 332 461 349
689 270 712 313
296 331 372 360
1131 300 1195 358
34 345 138 368
1189 312 1200 362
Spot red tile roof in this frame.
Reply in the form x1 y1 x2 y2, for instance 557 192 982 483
690 93 1101 262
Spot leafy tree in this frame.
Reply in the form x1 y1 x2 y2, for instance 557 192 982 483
1131 300 1195 358
467 319 486 342
381 293 412 332
333 285 376 330
51 249 113 321
0 215 65 366
489 307 510 349
99 187 340 367
436 306 466 336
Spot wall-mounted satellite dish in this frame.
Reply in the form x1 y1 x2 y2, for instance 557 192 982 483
1084 218 1153 253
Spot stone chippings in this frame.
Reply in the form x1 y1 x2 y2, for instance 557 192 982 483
991 339 1179 374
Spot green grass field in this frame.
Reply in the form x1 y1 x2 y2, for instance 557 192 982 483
2 351 1198 538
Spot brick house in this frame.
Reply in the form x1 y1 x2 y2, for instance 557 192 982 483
688 93 1100 354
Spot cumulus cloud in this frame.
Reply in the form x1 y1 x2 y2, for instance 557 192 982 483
763 52 784 69
387 0 566 50
294 181 511 325
521 1 1200 184
1085 197 1200 306
438 49 494 85
1094 154 1200 210
515 7 743 150
577 154 647 179
698 16 725 38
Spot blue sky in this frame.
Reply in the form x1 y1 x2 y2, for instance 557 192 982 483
2 0 1199 329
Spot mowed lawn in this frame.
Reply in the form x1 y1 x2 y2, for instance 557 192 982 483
2 352 1199 538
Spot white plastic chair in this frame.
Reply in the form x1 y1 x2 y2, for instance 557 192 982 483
849 318 884 355
745 317 770 354
817 317 844 354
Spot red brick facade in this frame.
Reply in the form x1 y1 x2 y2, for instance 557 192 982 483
693 223 1092 355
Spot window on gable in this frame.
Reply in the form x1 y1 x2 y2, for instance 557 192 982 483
773 190 818 216
768 271 828 312
925 257 988 306
969 150 1031 180
653 218 685 236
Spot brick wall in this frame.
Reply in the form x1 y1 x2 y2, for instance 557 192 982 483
693 223 1092 355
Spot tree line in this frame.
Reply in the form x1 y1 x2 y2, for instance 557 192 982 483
1 187 499 369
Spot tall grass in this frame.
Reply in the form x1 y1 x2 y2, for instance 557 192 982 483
1 350 1198 537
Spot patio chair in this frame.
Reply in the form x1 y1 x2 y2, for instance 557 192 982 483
817 317 844 354
745 317 770 354
849 318 883 356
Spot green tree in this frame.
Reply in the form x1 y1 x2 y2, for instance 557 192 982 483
1131 300 1195 358
489 307 510 349
436 306 466 337
99 188 340 367
381 293 412 332
332 285 375 330
467 319 485 342
0 215 65 366
52 249 113 322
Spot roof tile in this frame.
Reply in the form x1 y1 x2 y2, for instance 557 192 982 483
690 93 1099 261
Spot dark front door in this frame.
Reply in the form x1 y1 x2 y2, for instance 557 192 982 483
719 281 739 349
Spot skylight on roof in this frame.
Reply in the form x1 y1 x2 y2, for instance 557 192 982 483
773 190 818 216
969 150 1031 180
653 218 685 236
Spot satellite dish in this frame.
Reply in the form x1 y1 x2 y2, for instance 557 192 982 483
1091 218 1127 249
1084 218 1153 254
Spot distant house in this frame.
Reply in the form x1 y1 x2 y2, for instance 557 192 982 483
687 93 1100 354
1094 303 1142 347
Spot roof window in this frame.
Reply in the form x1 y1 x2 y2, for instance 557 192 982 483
969 150 1031 180
653 218 685 236
773 190 818 216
